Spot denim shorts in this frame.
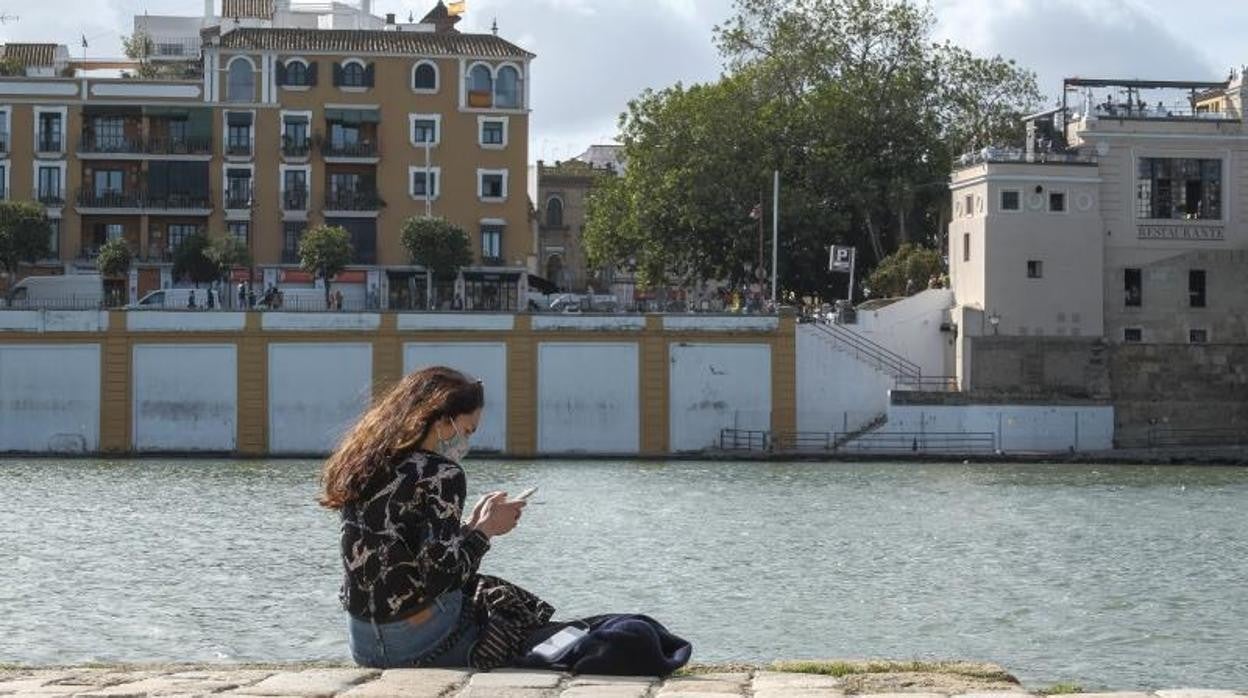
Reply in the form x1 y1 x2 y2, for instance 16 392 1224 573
348 590 480 669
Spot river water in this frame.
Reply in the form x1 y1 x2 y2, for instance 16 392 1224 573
2 459 1245 689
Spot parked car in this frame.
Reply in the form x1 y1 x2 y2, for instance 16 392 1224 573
130 288 214 309
4 274 104 309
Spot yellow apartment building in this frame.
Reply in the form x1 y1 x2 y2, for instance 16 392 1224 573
0 0 535 310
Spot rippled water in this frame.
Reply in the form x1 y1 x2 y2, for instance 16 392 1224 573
2 459 1246 689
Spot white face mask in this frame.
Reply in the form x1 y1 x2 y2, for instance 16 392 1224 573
436 418 471 463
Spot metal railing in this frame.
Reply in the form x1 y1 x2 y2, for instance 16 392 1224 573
226 138 253 157
719 429 770 452
322 141 378 158
78 135 144 155
281 138 311 158
77 190 144 209
1146 427 1248 448
835 431 997 454
957 148 1097 168
225 185 254 210
325 189 381 211
36 189 66 206
37 136 63 153
894 375 959 392
0 131 9 153
811 320 921 381
75 189 211 211
148 35 202 58
282 187 309 211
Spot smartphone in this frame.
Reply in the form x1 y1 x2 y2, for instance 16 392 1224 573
514 486 539 501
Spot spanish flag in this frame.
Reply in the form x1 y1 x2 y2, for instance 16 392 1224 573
447 0 466 15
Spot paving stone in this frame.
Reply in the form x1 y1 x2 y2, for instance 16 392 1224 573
1062 693 1152 698
955 693 1033 698
1157 691 1246 698
752 671 844 691
77 675 254 697
457 689 554 698
465 671 565 689
0 673 76 693
856 693 946 698
654 677 746 696
565 675 656 687
559 686 652 698
230 668 379 697
338 669 469 698
754 691 844 698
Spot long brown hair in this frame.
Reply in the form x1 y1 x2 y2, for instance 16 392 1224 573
319 366 484 509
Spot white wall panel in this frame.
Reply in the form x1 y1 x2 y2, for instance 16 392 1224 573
268 343 373 454
133 344 237 452
403 343 508 452
886 404 1115 453
796 325 893 434
670 343 772 452
537 342 639 454
0 344 100 452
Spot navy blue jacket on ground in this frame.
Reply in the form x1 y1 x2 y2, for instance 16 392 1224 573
515 614 692 677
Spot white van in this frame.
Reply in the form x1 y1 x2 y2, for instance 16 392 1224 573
5 274 104 309
131 288 217 310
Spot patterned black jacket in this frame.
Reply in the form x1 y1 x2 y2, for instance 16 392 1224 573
339 451 490 623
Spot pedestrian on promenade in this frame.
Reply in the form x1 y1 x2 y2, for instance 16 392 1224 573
320 367 546 670
187 290 197 309
247 288 256 308
237 282 246 309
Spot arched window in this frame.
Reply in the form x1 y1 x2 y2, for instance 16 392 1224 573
413 62 437 91
467 64 493 107
341 61 366 87
226 57 255 102
285 60 307 86
545 197 564 227
495 65 521 109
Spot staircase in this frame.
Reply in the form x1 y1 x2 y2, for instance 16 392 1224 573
833 412 888 449
810 320 922 383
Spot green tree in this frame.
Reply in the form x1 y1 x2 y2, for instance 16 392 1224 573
0 55 25 77
0 201 52 276
585 0 1039 302
121 30 159 80
864 243 945 299
96 238 133 279
172 232 217 287
298 225 353 307
205 236 252 295
400 217 472 309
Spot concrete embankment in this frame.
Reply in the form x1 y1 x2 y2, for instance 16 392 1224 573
0 662 1242 698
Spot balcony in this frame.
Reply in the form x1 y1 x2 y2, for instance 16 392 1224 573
322 140 378 160
36 189 66 207
282 187 309 211
226 138 254 158
36 136 64 153
145 136 213 156
147 191 212 212
325 189 381 212
78 136 145 156
282 137 311 159
481 256 506 267
77 189 144 210
225 185 254 211
0 130 8 154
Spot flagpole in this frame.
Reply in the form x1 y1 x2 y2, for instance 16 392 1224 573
847 247 855 303
771 169 779 306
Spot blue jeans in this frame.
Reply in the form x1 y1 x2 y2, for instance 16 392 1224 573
348 590 480 669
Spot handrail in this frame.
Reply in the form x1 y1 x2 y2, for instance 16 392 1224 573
812 320 921 380
836 431 997 453
717 427 997 454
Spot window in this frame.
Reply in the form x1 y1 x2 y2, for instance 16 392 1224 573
226 168 252 208
1049 191 1066 212
168 119 188 144
47 217 59 256
0 164 6 199
1136 158 1222 220
283 169 308 209
412 62 437 91
1124 268 1142 307
93 116 125 150
1189 329 1208 344
37 111 63 151
282 114 309 156
962 233 970 262
228 221 249 245
227 112 252 155
479 170 507 200
93 170 123 196
964 194 973 217
168 224 198 251
410 116 438 145
495 65 521 109
1124 328 1142 343
226 57 255 102
481 225 503 260
467 64 493 106
37 166 61 203
327 217 376 265
0 110 8 151
340 61 367 88
1001 190 1020 211
481 119 505 147
105 223 124 242
1189 269 1206 308
411 168 438 199
284 60 308 86
282 222 304 264
1027 260 1043 278
545 197 563 227
330 173 361 196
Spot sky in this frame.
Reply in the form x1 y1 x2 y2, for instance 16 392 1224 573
2 0 1246 162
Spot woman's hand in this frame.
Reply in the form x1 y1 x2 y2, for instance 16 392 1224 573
468 491 526 538
465 490 502 530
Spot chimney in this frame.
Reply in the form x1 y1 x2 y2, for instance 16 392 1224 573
204 0 214 21
386 12 395 24
361 0 373 17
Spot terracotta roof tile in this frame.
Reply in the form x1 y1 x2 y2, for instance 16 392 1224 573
222 0 274 19
0 43 58 67
217 27 533 58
